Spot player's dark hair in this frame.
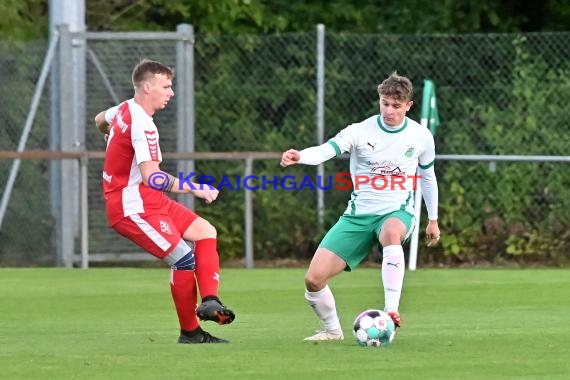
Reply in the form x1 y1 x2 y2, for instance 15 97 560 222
132 59 174 89
377 72 413 101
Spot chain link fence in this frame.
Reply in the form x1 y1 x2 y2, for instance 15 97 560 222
1 29 569 266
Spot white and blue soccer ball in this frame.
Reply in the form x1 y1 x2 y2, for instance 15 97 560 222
352 309 396 347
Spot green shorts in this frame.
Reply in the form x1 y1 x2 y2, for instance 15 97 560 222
319 210 415 271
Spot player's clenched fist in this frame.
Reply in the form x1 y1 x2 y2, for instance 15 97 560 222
280 149 301 167
192 187 219 204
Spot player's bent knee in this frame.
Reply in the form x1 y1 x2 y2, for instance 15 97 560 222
202 221 217 237
185 218 217 240
304 274 325 292
380 227 406 245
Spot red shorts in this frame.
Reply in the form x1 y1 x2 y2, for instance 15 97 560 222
112 199 198 259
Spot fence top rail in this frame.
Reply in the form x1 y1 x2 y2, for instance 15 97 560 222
0 150 283 160
0 151 568 162
436 154 570 162
0 151 82 159
78 31 189 41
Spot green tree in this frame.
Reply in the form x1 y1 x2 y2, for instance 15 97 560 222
84 0 570 34
2 0 569 40
0 0 47 40
86 0 266 33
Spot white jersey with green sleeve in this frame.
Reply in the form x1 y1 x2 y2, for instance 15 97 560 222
328 115 435 216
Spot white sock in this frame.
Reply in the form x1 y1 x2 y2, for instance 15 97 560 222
305 285 341 331
381 245 405 312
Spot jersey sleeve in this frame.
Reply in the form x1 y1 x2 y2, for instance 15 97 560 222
104 105 121 124
418 130 436 169
298 143 336 165
130 112 162 165
327 124 359 156
419 166 439 220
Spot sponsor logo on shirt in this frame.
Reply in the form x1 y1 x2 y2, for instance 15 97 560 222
370 166 404 176
102 171 112 183
367 160 397 167
116 112 129 133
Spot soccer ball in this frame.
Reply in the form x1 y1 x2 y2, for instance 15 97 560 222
352 309 396 347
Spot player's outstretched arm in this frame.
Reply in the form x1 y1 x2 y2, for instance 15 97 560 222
189 187 219 204
280 149 301 167
281 143 336 167
138 161 219 204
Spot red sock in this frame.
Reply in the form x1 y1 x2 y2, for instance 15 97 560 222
170 269 199 331
194 238 220 300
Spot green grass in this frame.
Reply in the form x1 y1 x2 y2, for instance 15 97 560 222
1 268 569 380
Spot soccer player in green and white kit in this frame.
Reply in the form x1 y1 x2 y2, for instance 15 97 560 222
280 72 440 341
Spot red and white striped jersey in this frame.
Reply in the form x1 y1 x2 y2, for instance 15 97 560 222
102 99 170 226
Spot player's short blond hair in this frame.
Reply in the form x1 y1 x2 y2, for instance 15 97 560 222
132 59 174 89
377 72 413 102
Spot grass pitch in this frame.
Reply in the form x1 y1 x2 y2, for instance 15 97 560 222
1 268 569 380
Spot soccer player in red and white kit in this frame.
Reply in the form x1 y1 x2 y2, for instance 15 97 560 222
94 59 235 344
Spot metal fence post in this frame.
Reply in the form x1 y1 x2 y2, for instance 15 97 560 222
176 24 195 210
316 24 326 232
80 153 89 269
56 24 77 267
244 156 254 268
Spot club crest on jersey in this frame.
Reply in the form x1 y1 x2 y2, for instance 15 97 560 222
405 145 415 158
160 221 172 235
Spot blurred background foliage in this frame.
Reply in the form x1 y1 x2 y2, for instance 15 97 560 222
1 0 569 266
1 0 570 41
